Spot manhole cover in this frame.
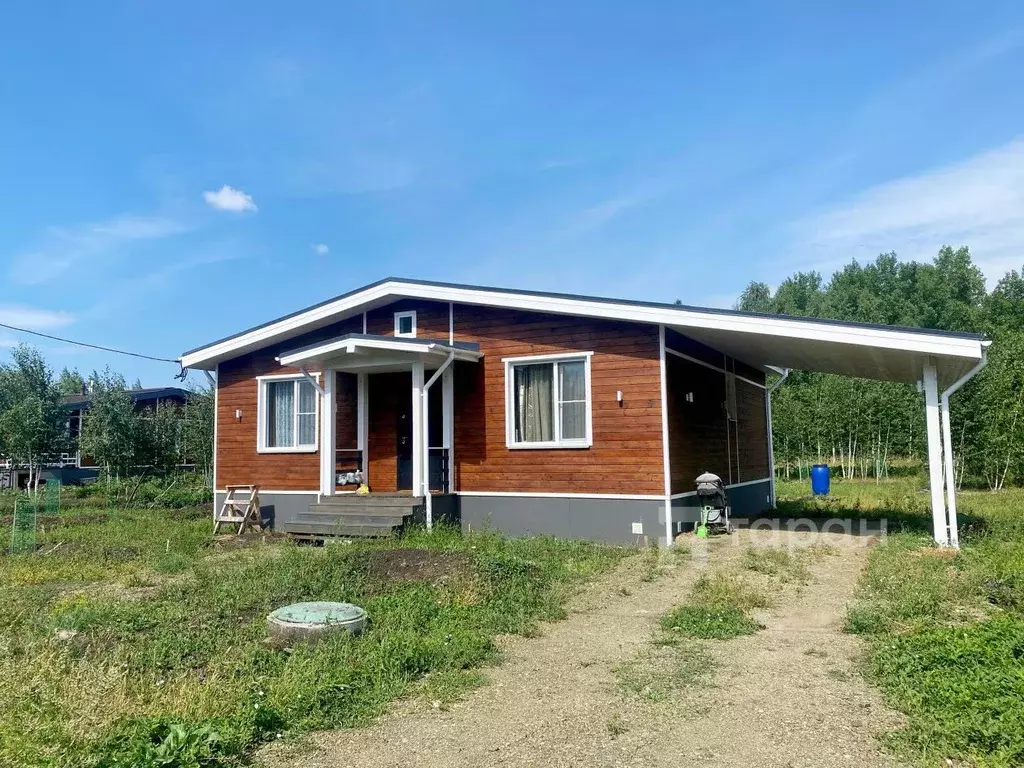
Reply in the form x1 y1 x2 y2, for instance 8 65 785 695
267 601 367 647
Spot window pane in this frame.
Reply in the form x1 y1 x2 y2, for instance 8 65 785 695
398 315 413 335
266 381 294 447
297 413 316 446
559 361 585 402
513 363 553 443
560 401 586 440
297 380 317 415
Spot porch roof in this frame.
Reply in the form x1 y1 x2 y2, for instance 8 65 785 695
277 333 482 372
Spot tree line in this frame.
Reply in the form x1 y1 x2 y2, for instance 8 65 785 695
0 345 213 491
739 246 1024 490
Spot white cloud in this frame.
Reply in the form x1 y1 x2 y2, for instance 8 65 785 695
0 305 74 330
10 214 188 287
312 243 329 255
203 185 257 213
798 138 1024 284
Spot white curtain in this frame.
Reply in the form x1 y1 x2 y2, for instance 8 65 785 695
267 381 294 447
297 381 317 445
515 364 553 442
559 361 586 440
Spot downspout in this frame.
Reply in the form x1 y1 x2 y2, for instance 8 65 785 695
940 344 990 549
766 368 791 509
422 350 456 530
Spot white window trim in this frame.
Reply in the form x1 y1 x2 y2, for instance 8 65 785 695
503 352 593 450
256 373 320 454
394 310 417 338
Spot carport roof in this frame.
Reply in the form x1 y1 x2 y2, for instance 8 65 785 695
180 277 987 388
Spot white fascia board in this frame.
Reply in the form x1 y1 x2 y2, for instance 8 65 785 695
182 279 984 369
277 335 480 368
404 282 983 360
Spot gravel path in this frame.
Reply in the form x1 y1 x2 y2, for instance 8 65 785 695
261 530 905 768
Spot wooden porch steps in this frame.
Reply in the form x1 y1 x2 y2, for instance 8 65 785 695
283 494 424 539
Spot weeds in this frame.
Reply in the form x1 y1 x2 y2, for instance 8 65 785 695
814 479 1024 768
660 572 769 640
614 643 713 701
606 714 629 738
639 541 661 582
0 510 630 767
742 545 834 584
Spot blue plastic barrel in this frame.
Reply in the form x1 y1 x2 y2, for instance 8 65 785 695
810 464 830 496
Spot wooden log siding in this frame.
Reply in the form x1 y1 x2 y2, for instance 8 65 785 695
665 349 769 494
366 299 451 339
449 304 666 496
214 294 772 498
735 377 770 481
215 315 362 490
666 354 731 494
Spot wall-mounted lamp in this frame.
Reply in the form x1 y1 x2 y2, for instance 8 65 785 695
235 409 243 421
616 390 623 406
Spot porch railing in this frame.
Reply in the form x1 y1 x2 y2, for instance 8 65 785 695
428 447 450 493
335 448 364 486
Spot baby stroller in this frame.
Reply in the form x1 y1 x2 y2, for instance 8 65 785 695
694 471 733 537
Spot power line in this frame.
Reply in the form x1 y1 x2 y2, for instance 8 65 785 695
0 321 188 379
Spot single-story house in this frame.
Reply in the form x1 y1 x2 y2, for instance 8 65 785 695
180 278 987 547
1 387 191 488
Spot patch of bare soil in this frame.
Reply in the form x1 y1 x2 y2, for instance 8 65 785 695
260 530 906 768
364 548 475 586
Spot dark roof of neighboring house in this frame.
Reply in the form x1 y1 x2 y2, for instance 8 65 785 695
61 387 191 410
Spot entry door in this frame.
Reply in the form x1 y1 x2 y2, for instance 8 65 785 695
396 396 413 491
395 380 445 493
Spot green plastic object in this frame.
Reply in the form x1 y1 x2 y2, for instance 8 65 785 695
10 498 36 554
44 480 60 516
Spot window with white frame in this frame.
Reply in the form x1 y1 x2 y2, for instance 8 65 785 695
258 375 319 452
504 353 592 448
394 311 416 338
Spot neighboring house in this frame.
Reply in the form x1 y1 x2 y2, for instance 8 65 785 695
180 278 986 546
1 387 191 489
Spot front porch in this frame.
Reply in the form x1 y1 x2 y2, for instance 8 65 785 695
276 333 482 535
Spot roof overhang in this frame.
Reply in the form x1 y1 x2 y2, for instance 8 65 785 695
181 278 987 388
277 334 482 374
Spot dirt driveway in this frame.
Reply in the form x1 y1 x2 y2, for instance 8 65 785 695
261 528 906 768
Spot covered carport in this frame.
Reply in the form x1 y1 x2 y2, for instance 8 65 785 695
668 312 988 549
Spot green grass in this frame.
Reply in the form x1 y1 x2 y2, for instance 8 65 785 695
780 477 1024 767
660 572 770 640
0 508 630 767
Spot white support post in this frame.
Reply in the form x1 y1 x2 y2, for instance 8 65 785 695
411 360 424 501
766 368 790 509
941 395 959 548
422 385 430 525
319 369 336 497
421 352 455 529
442 365 454 493
658 325 673 547
922 362 948 547
766 389 776 508
357 373 368 485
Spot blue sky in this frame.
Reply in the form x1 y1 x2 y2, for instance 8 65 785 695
2 1 1023 386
